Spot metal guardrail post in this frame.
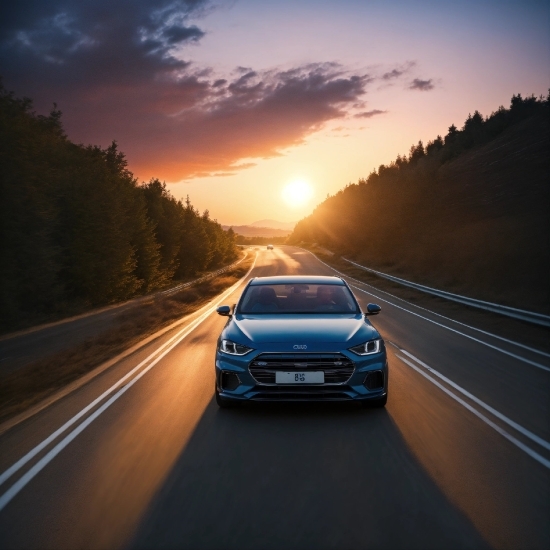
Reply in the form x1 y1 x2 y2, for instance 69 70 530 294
160 252 248 296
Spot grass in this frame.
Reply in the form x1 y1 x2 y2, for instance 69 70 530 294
0 256 253 423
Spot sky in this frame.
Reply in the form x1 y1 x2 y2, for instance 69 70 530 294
1 0 548 225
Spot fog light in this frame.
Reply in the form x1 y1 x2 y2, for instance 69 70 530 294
364 370 384 390
220 371 241 391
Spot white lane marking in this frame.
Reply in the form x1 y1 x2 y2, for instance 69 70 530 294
398 349 550 452
349 284 550 373
396 354 550 470
356 282 550 359
0 346 166 488
305 248 550 360
0 336 178 512
0 254 257 501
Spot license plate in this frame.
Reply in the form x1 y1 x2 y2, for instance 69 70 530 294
275 371 324 384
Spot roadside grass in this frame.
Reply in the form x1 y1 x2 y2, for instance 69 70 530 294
0 256 253 423
303 244 550 352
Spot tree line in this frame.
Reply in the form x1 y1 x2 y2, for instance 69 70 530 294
0 84 238 331
234 235 288 245
289 91 549 249
287 92 549 309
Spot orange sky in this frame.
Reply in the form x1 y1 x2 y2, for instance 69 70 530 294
1 0 548 225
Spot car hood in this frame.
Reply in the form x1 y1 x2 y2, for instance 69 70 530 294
226 314 379 345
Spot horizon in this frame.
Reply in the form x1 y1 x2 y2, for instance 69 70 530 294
222 218 297 228
1 0 548 225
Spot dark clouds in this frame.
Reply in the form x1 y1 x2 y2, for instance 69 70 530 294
135 63 372 178
409 78 435 91
0 0 210 106
163 24 205 44
0 1 430 180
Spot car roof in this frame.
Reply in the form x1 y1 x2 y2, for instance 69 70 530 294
249 275 345 286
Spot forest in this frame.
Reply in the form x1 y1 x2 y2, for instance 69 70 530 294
289 92 549 311
0 84 238 332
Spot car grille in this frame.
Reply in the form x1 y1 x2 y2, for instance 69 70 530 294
249 353 355 385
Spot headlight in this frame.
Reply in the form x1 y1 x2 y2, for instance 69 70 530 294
349 339 382 355
219 339 254 356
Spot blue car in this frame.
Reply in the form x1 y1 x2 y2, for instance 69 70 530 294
215 275 388 408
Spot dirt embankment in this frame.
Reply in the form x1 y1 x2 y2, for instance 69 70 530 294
381 115 549 312
294 114 549 313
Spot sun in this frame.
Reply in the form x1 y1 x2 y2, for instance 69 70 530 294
282 180 314 208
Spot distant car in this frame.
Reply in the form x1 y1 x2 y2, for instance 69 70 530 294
214 275 387 407
267 244 274 250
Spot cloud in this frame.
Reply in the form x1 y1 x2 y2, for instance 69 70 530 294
382 69 403 80
381 61 416 81
0 1 387 180
162 24 205 44
0 0 210 106
409 78 434 91
137 63 372 179
354 109 387 118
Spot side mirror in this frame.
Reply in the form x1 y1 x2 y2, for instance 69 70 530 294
217 305 231 316
364 303 381 316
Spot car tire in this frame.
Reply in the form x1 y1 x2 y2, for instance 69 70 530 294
215 387 240 408
360 394 387 408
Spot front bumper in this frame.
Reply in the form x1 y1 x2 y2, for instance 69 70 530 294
215 348 388 403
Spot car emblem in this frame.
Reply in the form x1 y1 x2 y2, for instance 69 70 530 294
294 363 308 368
293 344 307 349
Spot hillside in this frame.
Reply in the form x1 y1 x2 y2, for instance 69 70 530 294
289 95 549 313
249 219 296 230
222 225 291 238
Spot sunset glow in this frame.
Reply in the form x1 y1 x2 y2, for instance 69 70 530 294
282 180 314 208
1 0 547 225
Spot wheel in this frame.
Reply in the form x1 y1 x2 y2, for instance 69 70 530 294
215 387 240 408
360 394 387 408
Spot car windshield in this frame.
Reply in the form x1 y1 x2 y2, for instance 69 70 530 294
239 283 359 314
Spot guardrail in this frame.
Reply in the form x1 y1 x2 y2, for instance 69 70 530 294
340 258 550 327
161 253 248 296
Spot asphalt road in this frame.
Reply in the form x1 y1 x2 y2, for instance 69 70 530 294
0 246 548 549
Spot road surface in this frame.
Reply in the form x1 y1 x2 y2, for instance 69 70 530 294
0 246 548 549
